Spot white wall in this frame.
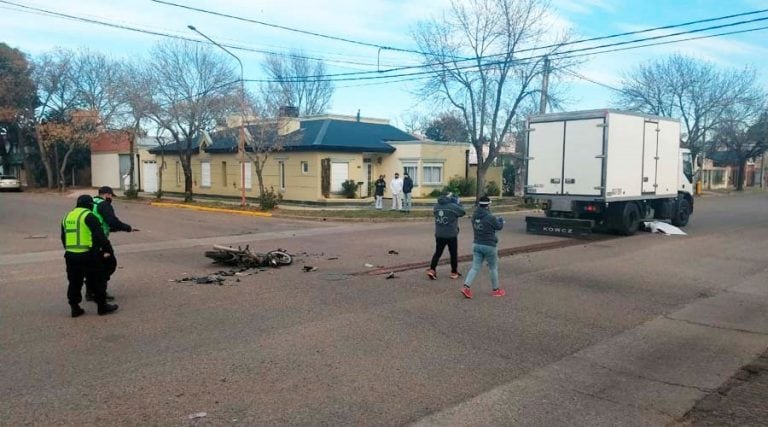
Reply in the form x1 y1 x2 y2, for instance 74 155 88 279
91 153 121 188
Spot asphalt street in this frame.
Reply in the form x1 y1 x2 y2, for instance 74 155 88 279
1 191 767 426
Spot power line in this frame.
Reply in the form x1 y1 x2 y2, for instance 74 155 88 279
0 0 395 69
151 0 425 55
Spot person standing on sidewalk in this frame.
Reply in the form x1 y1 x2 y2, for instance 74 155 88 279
402 172 414 213
61 195 118 317
86 186 135 302
374 175 386 210
427 192 465 280
390 172 404 211
461 195 505 299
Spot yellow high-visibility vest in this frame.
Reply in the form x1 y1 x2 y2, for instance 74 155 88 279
62 207 93 253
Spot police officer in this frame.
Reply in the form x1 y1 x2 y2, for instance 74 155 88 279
62 195 119 317
86 186 135 302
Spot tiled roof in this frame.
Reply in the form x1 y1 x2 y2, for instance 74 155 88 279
204 118 415 154
147 138 201 155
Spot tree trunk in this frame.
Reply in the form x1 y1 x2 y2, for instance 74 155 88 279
53 144 61 192
157 152 164 198
129 127 136 193
59 144 75 192
182 151 193 201
475 164 487 198
737 158 747 191
34 126 54 188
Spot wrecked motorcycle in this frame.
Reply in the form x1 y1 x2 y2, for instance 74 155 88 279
204 245 293 268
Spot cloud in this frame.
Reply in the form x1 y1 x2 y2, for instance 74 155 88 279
552 0 615 15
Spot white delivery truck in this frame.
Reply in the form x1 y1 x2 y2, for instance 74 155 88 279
524 109 694 236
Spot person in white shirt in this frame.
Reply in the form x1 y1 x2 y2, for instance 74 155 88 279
390 172 404 210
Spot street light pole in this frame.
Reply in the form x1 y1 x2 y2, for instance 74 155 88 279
188 25 247 206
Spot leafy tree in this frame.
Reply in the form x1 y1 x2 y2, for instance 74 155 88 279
0 43 37 176
424 112 468 142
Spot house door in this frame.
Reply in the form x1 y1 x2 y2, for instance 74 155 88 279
331 162 349 193
143 161 158 193
363 160 372 197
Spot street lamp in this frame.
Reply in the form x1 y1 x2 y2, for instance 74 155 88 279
188 25 247 206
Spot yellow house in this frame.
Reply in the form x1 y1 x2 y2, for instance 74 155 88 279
148 114 472 203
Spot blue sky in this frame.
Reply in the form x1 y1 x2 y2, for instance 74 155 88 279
2 0 767 128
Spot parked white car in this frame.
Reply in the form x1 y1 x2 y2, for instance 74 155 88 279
0 175 22 191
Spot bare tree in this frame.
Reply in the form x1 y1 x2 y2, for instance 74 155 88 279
617 54 758 162
72 50 126 128
262 52 333 116
144 40 239 201
712 99 767 191
243 93 297 207
413 0 572 198
32 49 79 188
117 62 156 196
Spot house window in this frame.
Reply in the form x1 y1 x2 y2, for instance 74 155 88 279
201 161 211 188
403 164 418 186
301 161 309 174
243 161 252 190
175 161 181 186
423 163 443 184
222 161 227 187
279 161 286 191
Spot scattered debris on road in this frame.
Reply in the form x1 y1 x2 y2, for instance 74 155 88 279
643 221 687 235
385 272 397 279
188 412 207 420
388 250 399 255
204 245 293 268
365 263 375 268
303 266 318 272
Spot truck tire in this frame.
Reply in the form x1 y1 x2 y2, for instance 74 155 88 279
671 199 691 227
610 202 640 236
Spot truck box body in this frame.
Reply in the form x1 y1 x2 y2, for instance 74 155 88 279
526 110 682 201
524 110 693 237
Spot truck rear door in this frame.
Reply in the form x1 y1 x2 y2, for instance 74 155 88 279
562 119 604 196
527 118 605 196
642 121 659 194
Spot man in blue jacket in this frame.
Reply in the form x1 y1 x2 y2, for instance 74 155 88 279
462 195 505 299
427 192 465 280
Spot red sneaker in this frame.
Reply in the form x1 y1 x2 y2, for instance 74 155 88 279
450 272 462 279
427 269 437 280
491 289 506 297
461 286 473 299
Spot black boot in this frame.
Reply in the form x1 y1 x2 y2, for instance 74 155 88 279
97 303 119 316
70 304 85 318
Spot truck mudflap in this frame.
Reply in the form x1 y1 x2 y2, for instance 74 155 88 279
525 216 594 237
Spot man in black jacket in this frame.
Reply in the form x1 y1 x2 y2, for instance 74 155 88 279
62 195 118 317
86 186 135 301
402 172 414 213
427 192 465 280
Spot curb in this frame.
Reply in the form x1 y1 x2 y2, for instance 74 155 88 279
150 202 272 217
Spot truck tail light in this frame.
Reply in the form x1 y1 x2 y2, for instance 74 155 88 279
585 204 597 213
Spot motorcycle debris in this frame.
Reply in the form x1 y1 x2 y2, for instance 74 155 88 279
303 266 318 272
385 272 397 279
388 250 399 255
364 263 375 268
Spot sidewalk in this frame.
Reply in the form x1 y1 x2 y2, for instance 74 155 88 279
679 348 768 426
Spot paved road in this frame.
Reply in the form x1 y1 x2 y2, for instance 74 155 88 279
1 191 767 426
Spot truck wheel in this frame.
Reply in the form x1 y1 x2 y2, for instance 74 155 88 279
671 199 691 227
611 202 640 236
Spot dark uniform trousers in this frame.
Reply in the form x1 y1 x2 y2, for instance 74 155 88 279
66 251 107 305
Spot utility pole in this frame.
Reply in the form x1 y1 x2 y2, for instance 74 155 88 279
188 25 247 207
539 56 550 114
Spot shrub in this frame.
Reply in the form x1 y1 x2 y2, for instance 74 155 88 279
502 163 515 196
485 180 500 197
154 190 164 199
341 179 359 198
443 175 476 197
428 189 442 198
259 186 282 211
124 188 139 199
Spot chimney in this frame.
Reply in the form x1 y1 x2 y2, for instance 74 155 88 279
279 106 299 118
277 106 300 136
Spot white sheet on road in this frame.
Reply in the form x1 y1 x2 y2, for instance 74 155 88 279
643 221 687 235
